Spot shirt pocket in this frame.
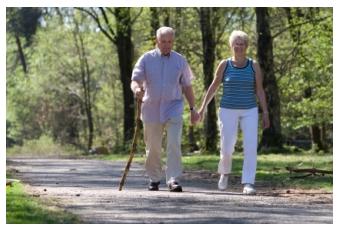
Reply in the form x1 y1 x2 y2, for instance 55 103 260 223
164 69 182 100
144 67 162 102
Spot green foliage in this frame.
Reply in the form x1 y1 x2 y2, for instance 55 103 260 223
6 135 82 157
6 182 80 223
6 72 45 141
7 7 43 46
6 7 333 153
275 8 332 148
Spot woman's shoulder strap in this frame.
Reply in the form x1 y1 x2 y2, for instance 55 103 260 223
220 58 230 82
248 58 256 73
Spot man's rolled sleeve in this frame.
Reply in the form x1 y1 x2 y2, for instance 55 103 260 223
180 60 194 87
131 55 146 81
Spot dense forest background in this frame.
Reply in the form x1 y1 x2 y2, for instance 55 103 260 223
6 7 333 155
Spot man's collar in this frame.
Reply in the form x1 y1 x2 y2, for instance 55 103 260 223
156 48 171 57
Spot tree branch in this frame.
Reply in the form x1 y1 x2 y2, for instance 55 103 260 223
99 7 117 42
131 8 143 25
286 166 333 175
75 7 116 44
272 15 332 39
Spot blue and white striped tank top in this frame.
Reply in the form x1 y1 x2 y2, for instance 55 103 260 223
220 58 257 109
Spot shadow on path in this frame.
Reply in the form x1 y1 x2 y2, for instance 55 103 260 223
6 157 333 224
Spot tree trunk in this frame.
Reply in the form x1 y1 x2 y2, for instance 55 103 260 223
284 8 302 43
66 99 80 146
73 21 94 151
110 76 120 149
310 124 327 152
149 8 159 44
114 8 135 143
84 55 94 151
174 8 183 52
85 97 94 151
15 33 27 74
255 7 283 149
162 8 170 26
188 125 199 152
199 8 218 152
321 123 327 150
304 87 326 152
76 7 136 145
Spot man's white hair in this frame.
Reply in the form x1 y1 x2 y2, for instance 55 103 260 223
156 26 175 39
229 30 249 47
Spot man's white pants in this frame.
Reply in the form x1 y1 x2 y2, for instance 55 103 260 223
218 107 258 184
143 116 183 184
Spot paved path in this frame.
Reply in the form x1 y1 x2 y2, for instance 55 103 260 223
7 157 333 224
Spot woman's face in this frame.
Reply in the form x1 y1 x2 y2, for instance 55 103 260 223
231 37 247 57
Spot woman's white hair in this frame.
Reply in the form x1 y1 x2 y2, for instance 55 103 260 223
229 30 249 47
156 26 175 39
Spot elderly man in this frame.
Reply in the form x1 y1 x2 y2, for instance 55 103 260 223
131 26 199 192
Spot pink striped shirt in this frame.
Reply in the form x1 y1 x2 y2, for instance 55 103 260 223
131 48 194 123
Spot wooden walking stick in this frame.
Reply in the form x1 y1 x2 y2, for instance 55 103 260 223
118 99 142 191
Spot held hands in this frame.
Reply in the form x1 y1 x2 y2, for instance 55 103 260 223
197 108 204 122
190 109 200 125
190 107 205 125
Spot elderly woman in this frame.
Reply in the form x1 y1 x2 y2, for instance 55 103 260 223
198 30 270 195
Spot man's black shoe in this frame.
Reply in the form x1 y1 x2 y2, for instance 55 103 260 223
148 181 160 191
168 181 182 192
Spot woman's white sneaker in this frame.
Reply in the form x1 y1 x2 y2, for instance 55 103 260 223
243 183 256 195
218 174 228 190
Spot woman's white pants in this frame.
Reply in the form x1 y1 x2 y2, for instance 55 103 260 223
218 107 258 184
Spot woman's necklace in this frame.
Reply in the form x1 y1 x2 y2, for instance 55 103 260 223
232 57 247 68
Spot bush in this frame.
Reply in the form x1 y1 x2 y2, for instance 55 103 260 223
6 135 82 157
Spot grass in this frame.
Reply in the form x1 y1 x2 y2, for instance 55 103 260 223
182 152 333 191
256 153 332 190
100 151 333 191
98 153 146 163
6 182 80 224
6 135 83 157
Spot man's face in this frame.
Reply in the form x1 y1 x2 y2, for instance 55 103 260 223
156 33 174 55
